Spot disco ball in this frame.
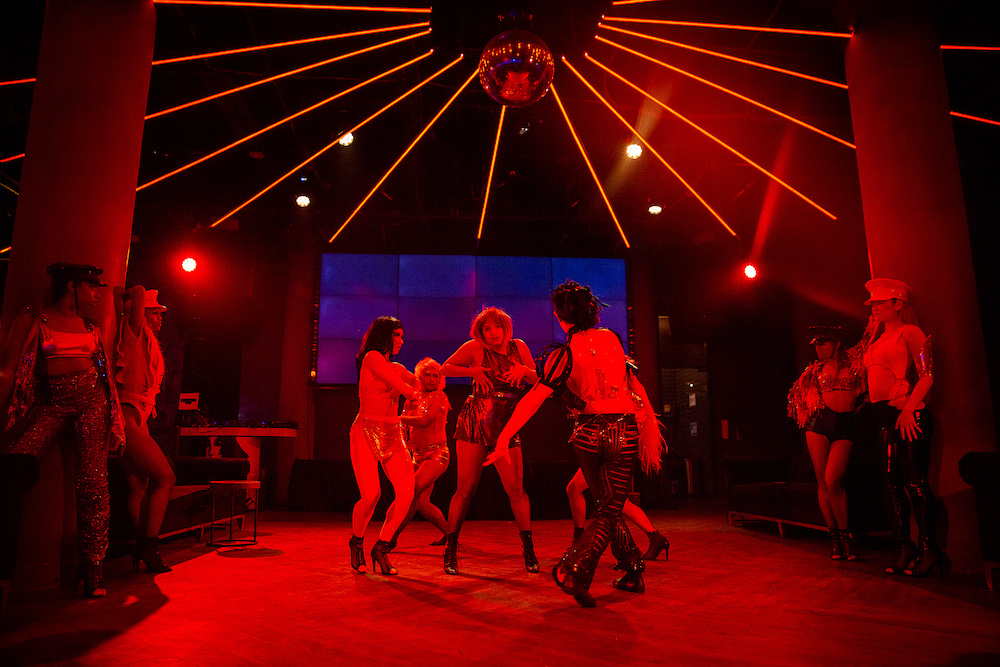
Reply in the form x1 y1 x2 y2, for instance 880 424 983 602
478 29 555 108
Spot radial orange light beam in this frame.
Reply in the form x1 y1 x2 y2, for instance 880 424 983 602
597 35 856 149
951 111 1000 127
0 77 35 87
477 106 506 241
550 83 631 248
586 54 837 220
1 246 11 254
599 23 847 89
562 58 736 238
602 16 852 39
611 0 662 5
152 22 429 65
212 55 463 229
329 68 479 243
145 28 429 119
1 153 25 163
138 51 432 190
152 1 432 12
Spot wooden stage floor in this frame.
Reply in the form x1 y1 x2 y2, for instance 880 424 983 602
2 501 998 666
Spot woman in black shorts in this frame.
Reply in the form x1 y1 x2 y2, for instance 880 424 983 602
788 326 863 561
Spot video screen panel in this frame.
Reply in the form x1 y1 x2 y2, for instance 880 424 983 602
316 254 627 384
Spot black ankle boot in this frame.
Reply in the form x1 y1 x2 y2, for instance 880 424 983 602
443 532 459 575
830 528 844 560
642 530 669 560
520 530 539 573
553 562 596 607
905 537 950 577
75 562 106 598
370 539 397 575
886 538 917 575
349 535 366 573
133 536 172 573
613 568 645 593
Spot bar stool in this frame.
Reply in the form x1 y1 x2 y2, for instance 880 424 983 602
207 480 261 547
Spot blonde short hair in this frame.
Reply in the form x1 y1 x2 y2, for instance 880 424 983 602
415 357 445 390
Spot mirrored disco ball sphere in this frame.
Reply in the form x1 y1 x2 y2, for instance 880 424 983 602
478 29 555 108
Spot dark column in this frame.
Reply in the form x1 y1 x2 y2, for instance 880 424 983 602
1 0 155 589
845 0 997 571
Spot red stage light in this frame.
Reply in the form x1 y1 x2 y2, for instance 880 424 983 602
744 264 758 279
182 257 198 272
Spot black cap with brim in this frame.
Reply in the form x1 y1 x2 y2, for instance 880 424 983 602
808 325 842 345
46 262 109 287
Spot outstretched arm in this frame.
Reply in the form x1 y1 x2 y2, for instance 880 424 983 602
485 383 553 467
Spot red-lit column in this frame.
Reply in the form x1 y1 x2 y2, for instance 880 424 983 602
1 0 155 590
845 1 997 572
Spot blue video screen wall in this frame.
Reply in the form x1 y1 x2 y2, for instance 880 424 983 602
316 254 628 384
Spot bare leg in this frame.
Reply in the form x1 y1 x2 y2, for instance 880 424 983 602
350 421 381 537
825 439 853 530
494 446 531 532
378 452 415 541
414 461 448 533
622 499 656 535
805 431 836 528
120 407 176 538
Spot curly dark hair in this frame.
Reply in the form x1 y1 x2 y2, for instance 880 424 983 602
356 316 403 380
551 280 602 331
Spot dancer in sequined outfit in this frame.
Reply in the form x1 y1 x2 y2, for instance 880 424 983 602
440 307 539 575
787 325 863 561
493 282 665 607
349 316 417 576
0 263 125 598
116 286 176 574
856 278 944 576
387 357 451 549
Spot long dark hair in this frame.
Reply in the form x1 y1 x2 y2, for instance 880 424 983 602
551 281 602 339
356 316 403 380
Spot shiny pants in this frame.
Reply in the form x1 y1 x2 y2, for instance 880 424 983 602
561 414 642 589
873 401 936 546
2 368 112 565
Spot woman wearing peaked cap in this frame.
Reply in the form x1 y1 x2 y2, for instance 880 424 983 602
117 286 176 575
855 278 946 576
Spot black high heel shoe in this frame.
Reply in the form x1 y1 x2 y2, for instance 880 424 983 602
840 531 859 562
443 532 459 575
75 562 106 598
904 539 951 577
885 538 917 575
349 535 366 573
643 530 669 561
552 563 596 608
830 528 844 560
133 537 172 574
370 539 397 575
520 530 539 573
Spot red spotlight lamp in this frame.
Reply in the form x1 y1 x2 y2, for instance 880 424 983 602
181 257 197 273
743 263 757 279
